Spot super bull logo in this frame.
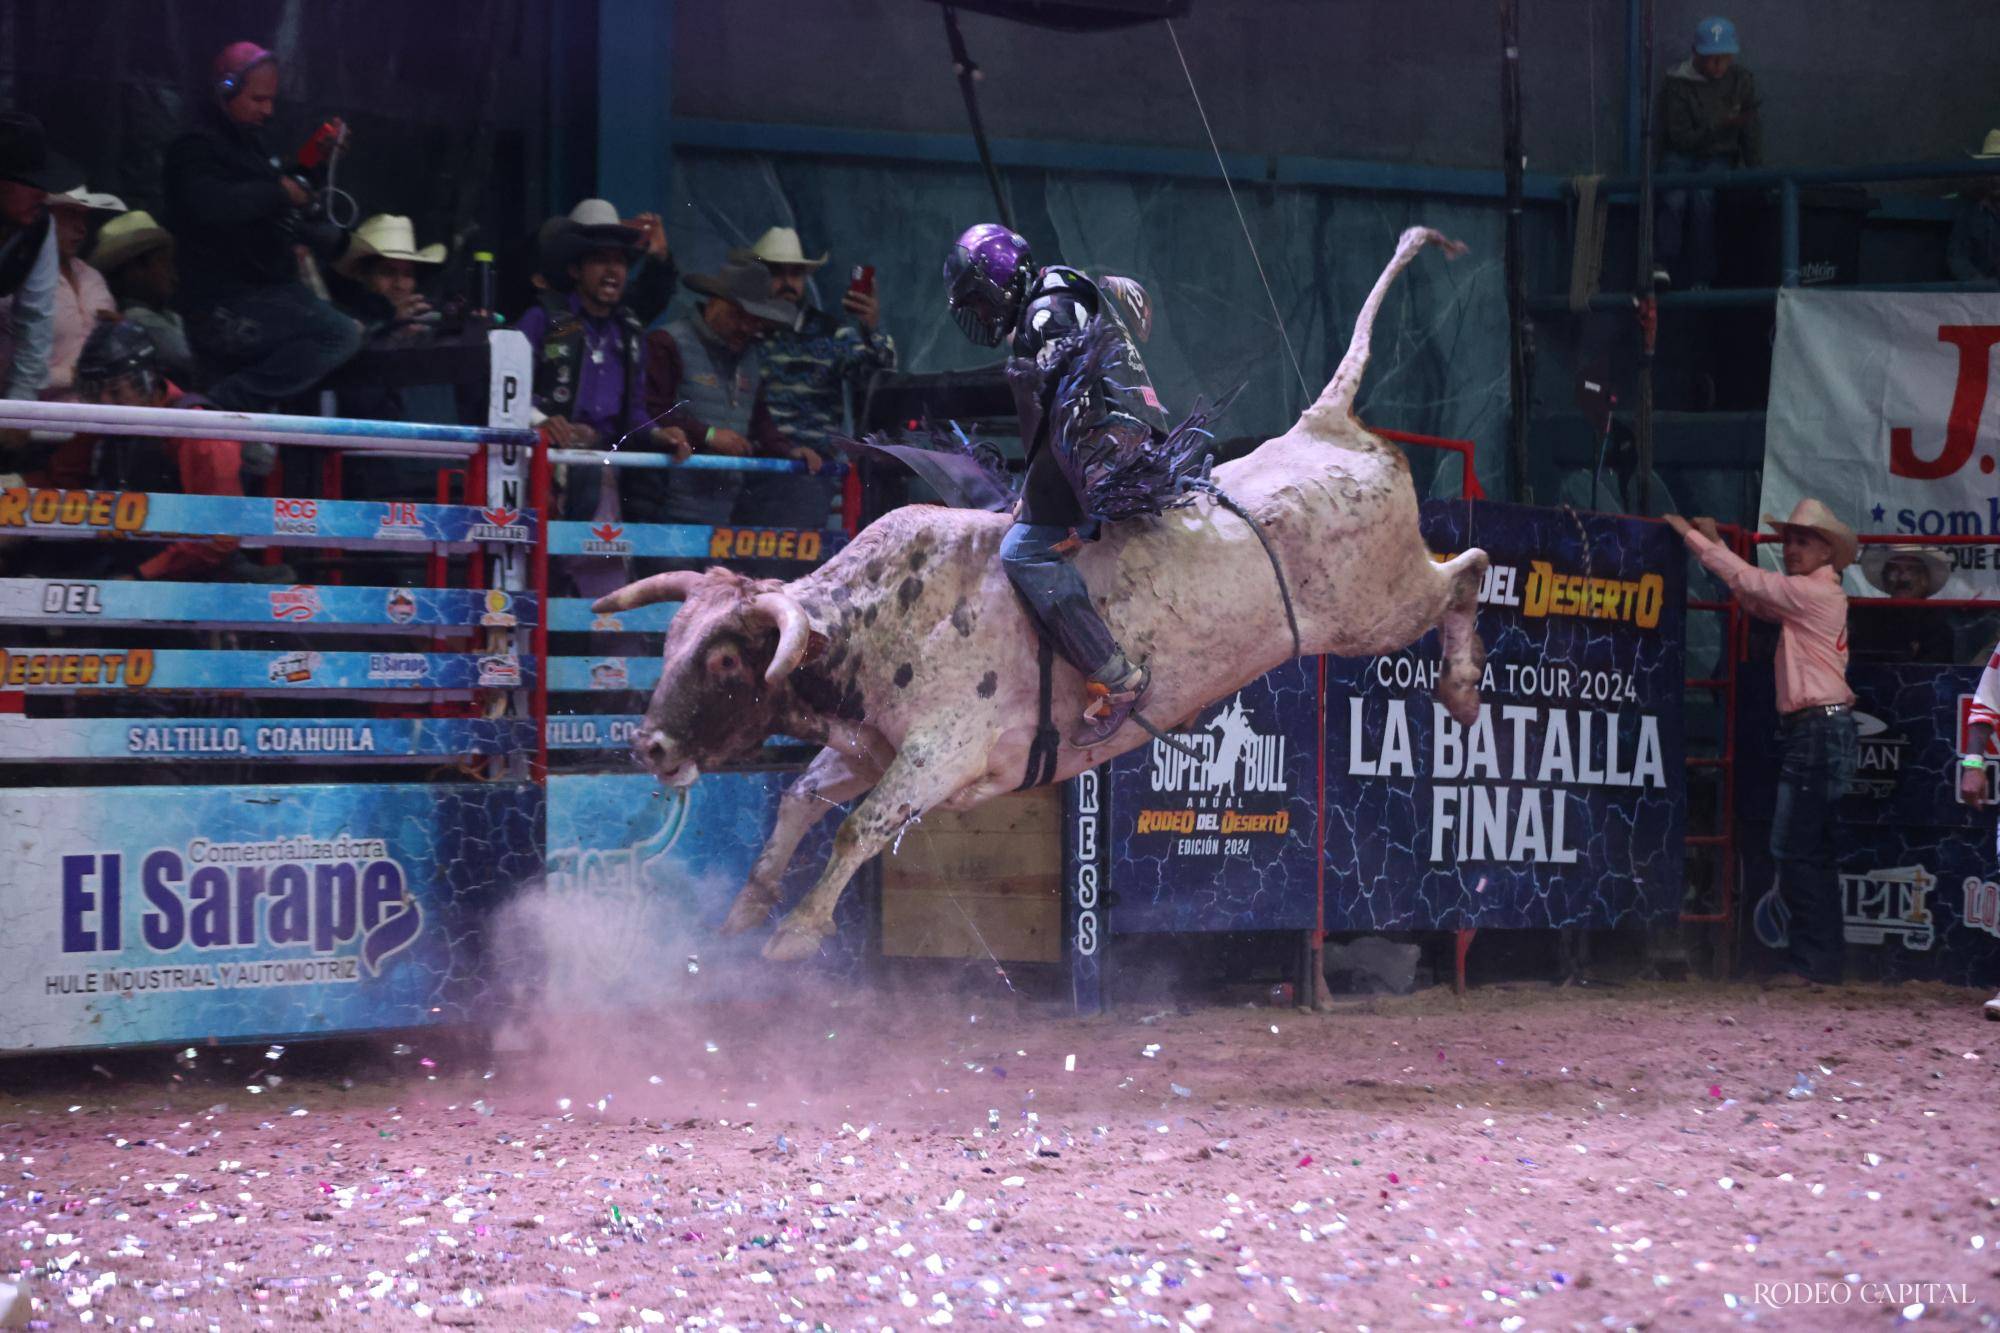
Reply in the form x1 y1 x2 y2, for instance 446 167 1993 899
59 843 424 977
1148 694 1288 808
1754 863 1937 953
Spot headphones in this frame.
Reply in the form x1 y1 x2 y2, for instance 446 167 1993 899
213 44 274 103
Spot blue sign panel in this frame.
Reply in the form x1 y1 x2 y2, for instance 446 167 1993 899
1103 660 1321 934
0 716 531 762
0 647 529 692
1323 501 1687 931
0 578 533 629
0 488 534 545
0 782 543 1052
547 520 845 561
1738 661 2000 986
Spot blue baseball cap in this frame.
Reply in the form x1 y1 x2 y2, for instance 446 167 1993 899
1693 16 1740 55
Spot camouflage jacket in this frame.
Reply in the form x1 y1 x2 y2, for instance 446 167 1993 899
757 308 896 454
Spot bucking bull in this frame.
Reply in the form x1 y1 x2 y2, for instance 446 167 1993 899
594 228 1489 960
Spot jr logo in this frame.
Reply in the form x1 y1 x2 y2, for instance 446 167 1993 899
1889 325 2000 480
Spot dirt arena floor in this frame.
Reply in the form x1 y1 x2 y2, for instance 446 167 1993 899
3 979 1997 1331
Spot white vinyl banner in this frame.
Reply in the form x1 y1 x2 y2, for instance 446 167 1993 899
1763 289 2000 599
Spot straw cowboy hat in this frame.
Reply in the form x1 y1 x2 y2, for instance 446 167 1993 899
89 209 172 274
337 214 445 278
1762 498 1859 569
682 257 802 328
45 183 126 214
1859 544 1953 598
1970 129 2000 160
729 226 828 271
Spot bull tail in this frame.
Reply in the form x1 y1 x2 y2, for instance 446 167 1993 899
1299 227 1467 436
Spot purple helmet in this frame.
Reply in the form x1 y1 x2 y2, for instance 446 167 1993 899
944 223 1033 347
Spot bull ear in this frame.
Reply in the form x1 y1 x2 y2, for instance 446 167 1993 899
592 571 707 613
751 592 813 687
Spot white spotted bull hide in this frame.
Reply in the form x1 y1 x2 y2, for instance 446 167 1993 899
597 228 1489 960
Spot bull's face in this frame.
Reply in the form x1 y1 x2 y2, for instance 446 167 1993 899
592 570 817 787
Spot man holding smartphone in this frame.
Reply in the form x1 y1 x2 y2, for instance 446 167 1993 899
735 226 896 534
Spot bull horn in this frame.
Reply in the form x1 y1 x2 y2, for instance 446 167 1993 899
752 592 812 687
592 571 707 613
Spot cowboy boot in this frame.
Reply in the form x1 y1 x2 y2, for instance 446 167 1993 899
1073 654 1150 746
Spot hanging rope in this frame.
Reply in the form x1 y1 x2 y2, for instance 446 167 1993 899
1164 19 1310 402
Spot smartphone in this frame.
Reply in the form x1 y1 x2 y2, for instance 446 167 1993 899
847 265 876 299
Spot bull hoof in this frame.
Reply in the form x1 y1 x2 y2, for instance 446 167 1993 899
762 916 829 962
719 887 777 936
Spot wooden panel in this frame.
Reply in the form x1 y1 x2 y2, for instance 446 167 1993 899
880 788 1062 962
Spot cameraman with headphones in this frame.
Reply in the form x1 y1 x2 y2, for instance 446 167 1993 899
164 40 360 412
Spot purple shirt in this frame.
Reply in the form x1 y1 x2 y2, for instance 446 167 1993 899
516 293 631 440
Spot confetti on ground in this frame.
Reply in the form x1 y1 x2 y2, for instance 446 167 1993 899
0 980 1991 1328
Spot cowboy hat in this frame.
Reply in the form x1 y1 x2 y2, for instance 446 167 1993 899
683 257 802 328
336 213 445 278
45 184 126 214
1971 130 2000 160
729 225 828 271
88 210 173 273
1859 544 1952 598
1762 497 1859 569
547 197 644 271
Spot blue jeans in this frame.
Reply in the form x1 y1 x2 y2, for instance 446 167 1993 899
1769 709 1858 983
1655 152 1733 286
1000 522 1117 678
186 282 362 411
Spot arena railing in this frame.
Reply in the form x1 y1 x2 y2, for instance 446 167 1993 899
0 373 854 783
1534 156 2000 311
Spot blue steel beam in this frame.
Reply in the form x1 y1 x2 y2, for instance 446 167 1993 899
595 0 675 213
672 117 1569 203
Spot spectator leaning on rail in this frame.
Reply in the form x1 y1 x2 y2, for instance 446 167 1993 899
740 226 895 532
0 111 75 406
1958 636 2000 1021
1947 130 2000 284
515 199 690 526
164 40 360 411
89 210 197 385
1666 500 1857 989
29 321 269 582
642 257 810 530
1653 16 1762 290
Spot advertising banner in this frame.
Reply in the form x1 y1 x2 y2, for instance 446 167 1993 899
1738 661 2000 986
0 647 529 692
0 489 534 547
549 598 676 633
1323 501 1687 931
1101 660 1321 934
1763 289 2000 599
547 521 846 562
0 578 531 630
0 782 543 1052
533 771 859 1001
0 716 531 763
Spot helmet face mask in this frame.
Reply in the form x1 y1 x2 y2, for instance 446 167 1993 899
944 223 1032 348
76 321 163 405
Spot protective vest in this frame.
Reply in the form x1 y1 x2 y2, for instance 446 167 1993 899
660 316 761 437
531 291 647 434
